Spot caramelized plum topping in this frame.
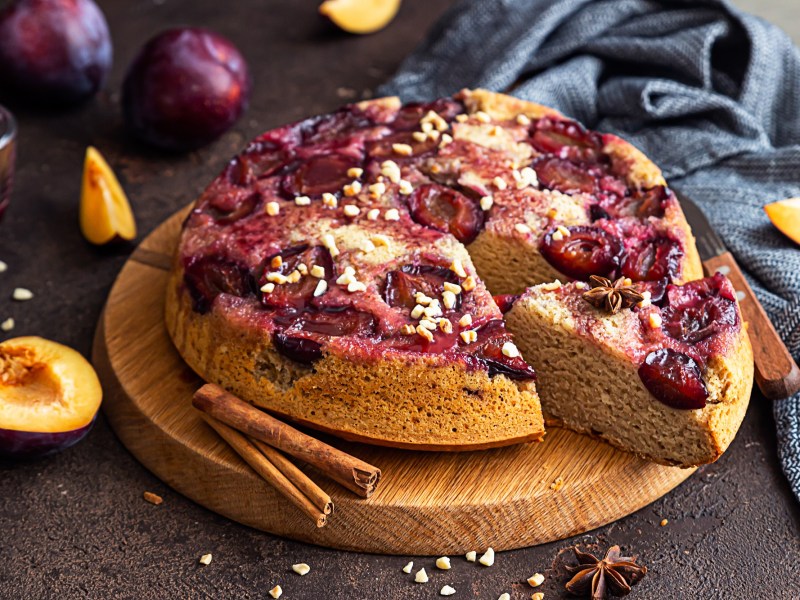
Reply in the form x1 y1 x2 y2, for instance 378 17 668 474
589 204 612 222
283 154 359 197
383 264 460 310
635 185 671 219
470 321 536 380
621 236 683 282
407 184 484 243
534 157 597 195
238 140 294 179
261 245 334 310
272 307 377 364
206 191 259 224
493 294 520 314
638 348 708 409
184 256 256 313
302 109 375 145
660 274 738 344
391 98 463 130
540 225 623 280
366 131 438 158
530 117 603 162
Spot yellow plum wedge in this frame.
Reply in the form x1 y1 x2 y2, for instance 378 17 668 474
764 198 800 246
79 146 137 245
319 0 401 35
0 337 102 457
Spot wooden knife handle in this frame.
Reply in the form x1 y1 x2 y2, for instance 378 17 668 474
704 252 800 399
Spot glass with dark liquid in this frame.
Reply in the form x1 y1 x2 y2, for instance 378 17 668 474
0 106 16 222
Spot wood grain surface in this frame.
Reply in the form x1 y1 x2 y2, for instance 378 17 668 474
93 207 696 555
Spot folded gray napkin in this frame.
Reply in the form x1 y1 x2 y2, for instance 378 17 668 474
379 0 800 499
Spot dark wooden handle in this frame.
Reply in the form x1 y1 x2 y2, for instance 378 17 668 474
704 252 800 399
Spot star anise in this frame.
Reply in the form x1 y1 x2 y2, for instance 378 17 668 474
582 275 644 314
565 545 647 599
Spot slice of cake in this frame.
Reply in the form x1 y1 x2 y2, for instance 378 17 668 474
504 273 753 466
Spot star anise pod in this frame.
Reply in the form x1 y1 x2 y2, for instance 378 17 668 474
565 545 647 599
582 275 644 314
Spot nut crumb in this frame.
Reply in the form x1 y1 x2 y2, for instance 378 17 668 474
649 313 663 329
480 196 493 211
465 550 476 562
269 585 283 598
198 553 212 565
415 567 429 583
347 167 363 178
266 201 280 216
532 593 544 600
292 563 310 576
461 276 476 292
12 288 33 301
392 143 413 156
1 318 14 332
435 556 451 570
441 585 456 596
0 260 7 272
143 491 163 505
501 342 520 358
459 314 473 327
497 593 510 600
549 476 564 491
402 561 414 573
516 114 531 126
384 208 400 221
515 223 532 234
479 547 495 567
527 572 545 587
660 518 669 527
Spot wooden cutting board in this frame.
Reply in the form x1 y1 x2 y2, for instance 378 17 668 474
93 206 695 555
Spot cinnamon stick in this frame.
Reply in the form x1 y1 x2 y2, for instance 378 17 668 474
200 414 328 527
249 437 333 515
193 384 382 498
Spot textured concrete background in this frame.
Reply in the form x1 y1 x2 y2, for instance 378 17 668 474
1 1 799 598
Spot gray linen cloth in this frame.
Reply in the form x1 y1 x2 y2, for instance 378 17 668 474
379 0 800 499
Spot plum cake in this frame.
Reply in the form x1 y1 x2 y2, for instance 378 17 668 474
165 89 752 461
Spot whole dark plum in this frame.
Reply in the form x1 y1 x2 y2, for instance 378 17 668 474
123 28 251 151
0 0 112 104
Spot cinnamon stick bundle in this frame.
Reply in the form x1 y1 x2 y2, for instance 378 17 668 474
193 383 381 498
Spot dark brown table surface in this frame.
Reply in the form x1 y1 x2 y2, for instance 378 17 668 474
1 1 799 598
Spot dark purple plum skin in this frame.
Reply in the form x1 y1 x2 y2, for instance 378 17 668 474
0 415 96 459
123 28 251 151
0 0 112 104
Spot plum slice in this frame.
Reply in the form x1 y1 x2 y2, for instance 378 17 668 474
540 225 623 280
383 264 461 310
621 236 683 282
493 294 520 314
638 348 709 409
660 274 738 344
206 191 260 224
260 245 334 310
407 184 484 243
533 156 597 195
0 337 102 458
530 117 603 162
635 185 671 219
469 320 536 380
183 256 256 313
391 98 463 130
272 307 377 364
282 154 360 197
366 131 438 159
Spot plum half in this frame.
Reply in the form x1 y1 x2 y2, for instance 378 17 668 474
0 336 102 457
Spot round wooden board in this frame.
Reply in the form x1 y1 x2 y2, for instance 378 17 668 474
93 206 695 555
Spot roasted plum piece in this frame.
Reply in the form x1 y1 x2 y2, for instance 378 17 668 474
468 320 536 380
533 156 597 195
493 294 520 314
366 131 439 158
206 191 260 224
621 235 683 282
272 307 377 364
260 245 335 310
383 264 461 310
183 256 256 313
529 117 604 163
406 184 484 243
660 274 738 344
638 348 709 409
390 98 463 130
282 154 361 197
540 225 623 280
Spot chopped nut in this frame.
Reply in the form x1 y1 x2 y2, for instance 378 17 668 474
459 314 473 327
297 263 308 275
415 568 429 583
412 131 428 142
515 223 532 234
0 260 6 272
638 290 652 308
461 276 476 292
367 208 380 220
455 113 469 123
527 573 545 587
400 324 416 335
12 288 33 301
475 110 491 123
542 280 562 291
143 491 163 505
372 234 390 247
531 594 544 600
1 318 14 332
398 180 414 195
269 585 283 599
443 282 461 294
419 318 438 331
649 313 663 329
266 272 288 284
546 207 558 219
310 265 326 278
575 281 587 290
380 160 401 183
512 166 538 189
421 110 448 132
556 225 571 237
660 518 669 527
271 255 284 269
343 181 362 197
479 547 495 567
313 280 327 297
416 325 435 342
360 239 376 253
497 594 510 600
343 204 360 218
266 201 280 216
384 208 400 221
198 553 212 565
450 259 467 278
551 230 564 242
424 302 443 318
403 561 414 573
421 121 433 133
550 476 564 491
368 182 386 198
440 133 453 147
286 270 302 284
410 304 426 319
392 143 413 156
438 318 453 334
480 196 494 211
441 585 456 596
501 342 520 358
415 292 433 306
442 290 457 310
516 114 532 126
292 563 311 576
436 556 451 570
465 550 477 562
294 195 311 206
260 282 275 294
623 277 633 286
460 330 477 344
322 193 338 208
347 167 363 178
492 176 507 190
322 233 340 258
347 281 367 293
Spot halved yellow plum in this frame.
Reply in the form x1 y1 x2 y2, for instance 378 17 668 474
0 337 102 457
319 0 401 35
79 146 137 245
764 198 800 246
